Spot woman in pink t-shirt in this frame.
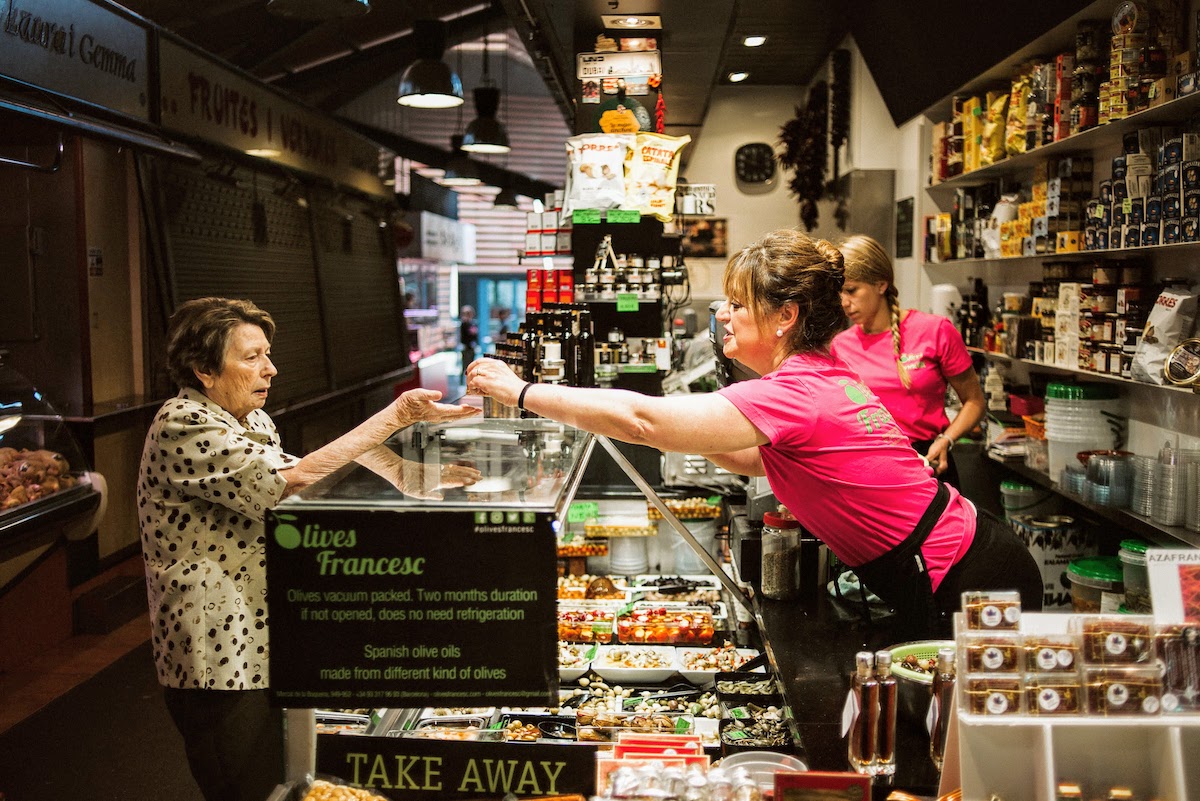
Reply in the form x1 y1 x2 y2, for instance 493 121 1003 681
831 235 986 486
466 229 1040 637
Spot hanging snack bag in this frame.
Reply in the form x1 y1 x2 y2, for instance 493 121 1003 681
1005 68 1031 156
563 133 635 215
625 132 691 222
1132 285 1198 384
981 89 1009 167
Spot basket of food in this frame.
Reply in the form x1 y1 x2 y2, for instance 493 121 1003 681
889 640 954 727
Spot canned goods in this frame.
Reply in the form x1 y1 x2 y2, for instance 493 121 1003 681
1165 339 1200 385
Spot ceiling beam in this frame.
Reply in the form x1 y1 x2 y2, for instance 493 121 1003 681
343 118 557 200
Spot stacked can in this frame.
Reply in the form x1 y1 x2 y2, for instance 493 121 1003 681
1105 3 1150 122
1072 19 1106 133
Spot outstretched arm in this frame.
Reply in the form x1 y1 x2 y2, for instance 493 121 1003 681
465 357 767 455
280 389 478 496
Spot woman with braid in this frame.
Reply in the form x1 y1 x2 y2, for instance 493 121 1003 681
468 229 1039 638
831 235 986 486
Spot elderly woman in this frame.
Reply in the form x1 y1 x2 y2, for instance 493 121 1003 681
467 229 1040 637
831 234 986 485
138 297 477 801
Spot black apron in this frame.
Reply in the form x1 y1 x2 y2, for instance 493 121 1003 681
850 481 951 640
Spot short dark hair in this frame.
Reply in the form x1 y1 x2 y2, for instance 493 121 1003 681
165 298 276 390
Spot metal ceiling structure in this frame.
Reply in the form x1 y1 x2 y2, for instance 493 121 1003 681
114 0 851 182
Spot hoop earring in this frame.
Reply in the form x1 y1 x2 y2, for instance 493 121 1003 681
776 328 784 337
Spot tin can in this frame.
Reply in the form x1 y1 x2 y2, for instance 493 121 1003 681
1165 339 1200 386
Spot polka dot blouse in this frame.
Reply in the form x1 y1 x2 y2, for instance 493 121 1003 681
137 388 299 690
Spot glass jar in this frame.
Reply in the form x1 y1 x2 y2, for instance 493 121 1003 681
760 512 801 600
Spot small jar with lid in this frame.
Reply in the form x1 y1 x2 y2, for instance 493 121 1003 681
760 512 801 600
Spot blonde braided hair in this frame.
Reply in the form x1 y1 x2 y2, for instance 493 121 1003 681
840 235 911 389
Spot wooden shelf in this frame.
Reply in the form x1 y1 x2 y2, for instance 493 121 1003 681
968 347 1200 395
925 239 1200 269
987 452 1200 548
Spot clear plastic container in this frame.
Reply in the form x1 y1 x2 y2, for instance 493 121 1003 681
1083 665 1164 716
1066 556 1124 613
760 512 800 600
1117 539 1152 614
1024 673 1083 716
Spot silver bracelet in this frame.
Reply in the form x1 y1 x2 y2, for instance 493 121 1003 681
935 432 954 451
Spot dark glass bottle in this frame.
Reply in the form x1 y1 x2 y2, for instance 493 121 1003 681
576 310 595 388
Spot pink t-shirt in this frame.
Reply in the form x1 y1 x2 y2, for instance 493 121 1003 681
718 352 975 590
830 311 973 442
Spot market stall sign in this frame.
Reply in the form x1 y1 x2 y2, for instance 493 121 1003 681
158 36 389 198
0 0 149 121
606 209 641 223
318 734 600 799
567 501 599 523
576 50 662 80
265 508 558 707
616 293 639 312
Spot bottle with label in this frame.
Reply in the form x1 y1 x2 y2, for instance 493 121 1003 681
760 512 800 600
930 646 957 772
847 651 878 774
873 649 897 776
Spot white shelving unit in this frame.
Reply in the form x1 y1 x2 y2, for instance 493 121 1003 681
958 714 1199 800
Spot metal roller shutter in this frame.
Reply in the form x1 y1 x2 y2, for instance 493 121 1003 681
308 188 407 386
151 159 330 405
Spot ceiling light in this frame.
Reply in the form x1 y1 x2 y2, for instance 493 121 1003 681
600 14 662 30
742 35 766 47
441 134 482 186
397 20 464 109
245 148 282 158
728 71 750 83
462 23 510 154
493 187 519 209
266 0 369 20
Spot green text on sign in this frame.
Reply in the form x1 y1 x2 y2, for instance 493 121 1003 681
606 209 641 223
616 293 639 312
572 209 602 224
567 501 600 523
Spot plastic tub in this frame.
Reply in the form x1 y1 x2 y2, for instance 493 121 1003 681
1067 556 1124 613
1118 539 1152 613
665 518 719 574
1049 434 1117 483
999 480 1060 520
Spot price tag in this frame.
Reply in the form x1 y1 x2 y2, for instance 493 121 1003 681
674 717 691 733
606 209 641 223
616 293 639 312
573 209 602 224
1122 198 1132 214
724 727 749 740
561 531 575 543
568 501 600 523
585 643 599 660
707 495 721 505
728 706 751 720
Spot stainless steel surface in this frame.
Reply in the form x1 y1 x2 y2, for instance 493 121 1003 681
594 434 754 616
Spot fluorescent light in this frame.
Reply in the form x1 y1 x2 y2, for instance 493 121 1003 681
742 35 766 47
728 71 750 83
245 148 282 158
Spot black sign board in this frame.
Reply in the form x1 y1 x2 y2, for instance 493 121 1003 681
265 508 558 707
317 734 600 799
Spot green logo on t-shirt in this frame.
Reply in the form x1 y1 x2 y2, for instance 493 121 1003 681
900 352 928 370
839 378 870 405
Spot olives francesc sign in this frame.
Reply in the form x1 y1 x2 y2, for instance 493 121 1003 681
265 508 558 708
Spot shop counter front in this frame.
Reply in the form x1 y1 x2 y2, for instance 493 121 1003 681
732 512 944 797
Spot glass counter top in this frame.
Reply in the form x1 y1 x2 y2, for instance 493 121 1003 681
276 418 594 514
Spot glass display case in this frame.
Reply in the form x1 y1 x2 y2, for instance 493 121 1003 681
277 417 594 514
0 355 97 543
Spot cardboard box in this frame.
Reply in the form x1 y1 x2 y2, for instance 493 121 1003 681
1149 76 1177 108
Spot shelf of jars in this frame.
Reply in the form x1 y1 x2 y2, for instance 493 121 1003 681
967 347 1198 395
926 82 1200 196
986 452 1200 549
925 237 1200 269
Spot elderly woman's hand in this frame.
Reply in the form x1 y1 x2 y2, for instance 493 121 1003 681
398 459 482 500
394 388 479 428
465 357 527 408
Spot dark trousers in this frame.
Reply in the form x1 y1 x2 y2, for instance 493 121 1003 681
933 510 1044 632
162 687 284 801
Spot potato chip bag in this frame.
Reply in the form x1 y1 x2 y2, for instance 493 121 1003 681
563 133 634 215
625 132 691 222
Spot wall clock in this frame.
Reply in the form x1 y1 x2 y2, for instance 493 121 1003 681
735 142 777 187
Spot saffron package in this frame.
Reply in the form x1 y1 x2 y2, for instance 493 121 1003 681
625 132 690 222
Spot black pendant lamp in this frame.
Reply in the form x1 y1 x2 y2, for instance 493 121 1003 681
397 20 464 109
493 186 519 209
461 25 510 154
441 134 482 186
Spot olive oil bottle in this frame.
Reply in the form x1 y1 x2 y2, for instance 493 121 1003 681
848 651 878 773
